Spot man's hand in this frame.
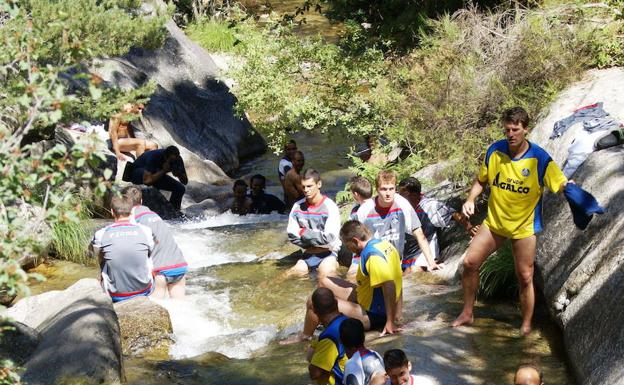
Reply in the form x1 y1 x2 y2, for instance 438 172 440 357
161 160 171 173
380 320 401 336
428 262 444 271
115 152 128 162
462 200 476 218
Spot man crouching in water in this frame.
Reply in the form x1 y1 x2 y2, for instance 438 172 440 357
124 186 188 298
286 168 341 280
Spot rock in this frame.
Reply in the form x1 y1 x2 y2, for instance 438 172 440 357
140 185 182 219
0 320 40 365
14 278 124 385
91 14 266 178
114 297 173 357
183 198 224 218
530 68 624 385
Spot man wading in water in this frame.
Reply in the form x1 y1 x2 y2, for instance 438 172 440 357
452 107 571 335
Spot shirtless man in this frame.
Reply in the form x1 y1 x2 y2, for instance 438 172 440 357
108 103 158 161
231 179 253 215
283 150 305 209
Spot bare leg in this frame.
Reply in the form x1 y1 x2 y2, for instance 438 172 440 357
452 225 506 327
511 235 537 336
145 140 158 152
279 295 319 345
167 276 186 299
286 259 310 277
117 138 146 157
316 256 339 282
151 275 167 299
318 276 357 302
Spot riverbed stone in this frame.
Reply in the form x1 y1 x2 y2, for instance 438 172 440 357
16 278 124 385
91 13 266 178
114 297 173 357
530 68 624 385
0 320 40 365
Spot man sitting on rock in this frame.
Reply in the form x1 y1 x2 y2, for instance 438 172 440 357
282 220 402 344
108 103 158 161
248 174 286 214
340 318 385 385
124 186 188 299
91 194 154 302
230 179 252 215
131 145 188 210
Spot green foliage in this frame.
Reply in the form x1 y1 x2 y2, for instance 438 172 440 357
0 0 167 382
479 243 518 300
185 18 238 52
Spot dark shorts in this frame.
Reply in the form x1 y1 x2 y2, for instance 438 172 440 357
366 311 387 331
303 251 336 269
162 273 185 285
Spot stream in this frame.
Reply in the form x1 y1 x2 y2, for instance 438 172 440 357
27 2 575 383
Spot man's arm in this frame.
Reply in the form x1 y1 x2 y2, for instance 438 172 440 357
462 178 485 218
287 207 311 249
308 364 329 382
108 116 126 161
380 280 398 335
300 203 340 248
412 227 440 270
143 161 170 185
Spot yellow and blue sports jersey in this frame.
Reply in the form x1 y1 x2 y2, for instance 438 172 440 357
310 314 348 385
355 239 402 316
479 140 568 239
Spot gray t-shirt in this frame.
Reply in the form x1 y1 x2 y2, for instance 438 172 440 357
131 205 186 273
92 221 154 295
344 348 385 385
355 194 421 258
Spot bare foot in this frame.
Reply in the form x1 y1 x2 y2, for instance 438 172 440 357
279 333 311 346
451 312 474 328
520 323 532 336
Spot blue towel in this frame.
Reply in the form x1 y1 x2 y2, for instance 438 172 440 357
564 183 605 230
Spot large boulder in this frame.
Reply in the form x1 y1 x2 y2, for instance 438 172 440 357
114 297 173 357
8 279 124 385
0 320 40 365
91 15 266 179
531 68 624 385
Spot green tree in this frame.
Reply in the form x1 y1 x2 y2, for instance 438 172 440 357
0 0 167 381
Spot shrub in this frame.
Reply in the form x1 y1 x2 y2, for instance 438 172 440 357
479 242 518 300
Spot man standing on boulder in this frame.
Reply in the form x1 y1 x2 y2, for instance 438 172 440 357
452 107 570 335
124 186 188 299
131 145 188 210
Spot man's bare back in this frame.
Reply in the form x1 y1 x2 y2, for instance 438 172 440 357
284 168 304 207
109 103 157 161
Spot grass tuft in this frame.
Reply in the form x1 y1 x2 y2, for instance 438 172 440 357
479 242 518 300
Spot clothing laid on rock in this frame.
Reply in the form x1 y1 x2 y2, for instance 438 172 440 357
278 156 293 182
551 102 624 177
355 239 402 323
130 205 187 280
287 196 342 253
354 195 421 266
563 183 605 230
479 140 567 239
248 192 286 214
132 149 186 209
310 314 348 385
403 196 455 268
550 102 613 139
344 348 385 385
91 221 154 302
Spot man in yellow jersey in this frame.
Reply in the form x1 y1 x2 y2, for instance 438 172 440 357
281 220 402 345
452 107 570 335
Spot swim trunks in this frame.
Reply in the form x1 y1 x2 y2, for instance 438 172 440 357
366 311 387 331
303 250 337 268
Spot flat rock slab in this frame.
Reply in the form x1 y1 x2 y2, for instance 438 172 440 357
114 296 173 357
12 278 124 385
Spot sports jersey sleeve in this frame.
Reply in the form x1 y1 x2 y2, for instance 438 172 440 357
397 196 421 232
91 228 105 256
367 254 394 288
301 202 341 248
287 203 308 248
310 338 339 373
138 225 155 254
543 160 567 193
478 159 489 183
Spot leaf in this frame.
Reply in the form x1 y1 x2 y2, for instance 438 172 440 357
103 168 113 180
